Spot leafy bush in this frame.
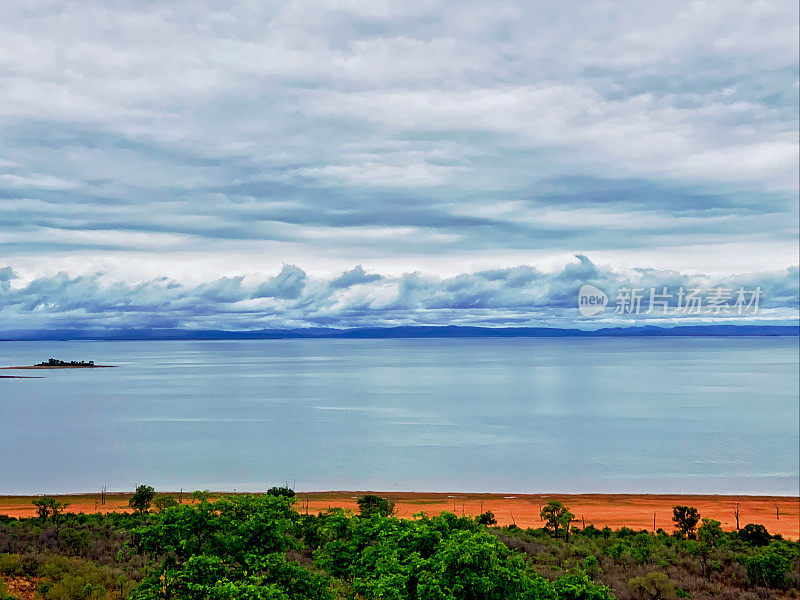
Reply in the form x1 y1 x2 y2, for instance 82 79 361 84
32 497 69 524
582 554 600 576
0 553 23 576
628 572 676 599
476 511 498 526
553 570 614 600
36 555 135 600
356 495 395 518
745 552 789 588
59 527 92 557
131 494 330 600
739 523 771 546
315 510 557 599
151 496 178 513
497 514 800 598
267 486 296 499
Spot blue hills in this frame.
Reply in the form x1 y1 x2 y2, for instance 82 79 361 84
1 324 797 341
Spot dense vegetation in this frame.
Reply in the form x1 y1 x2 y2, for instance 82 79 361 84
0 492 796 600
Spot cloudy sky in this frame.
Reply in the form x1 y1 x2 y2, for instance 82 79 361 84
0 0 797 331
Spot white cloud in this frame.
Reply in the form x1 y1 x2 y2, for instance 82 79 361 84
0 257 795 332
0 0 796 312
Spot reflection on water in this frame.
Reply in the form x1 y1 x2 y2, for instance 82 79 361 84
0 337 797 495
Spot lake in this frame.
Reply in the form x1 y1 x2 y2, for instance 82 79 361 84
0 337 797 495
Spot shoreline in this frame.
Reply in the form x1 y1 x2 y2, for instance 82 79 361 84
2 491 797 539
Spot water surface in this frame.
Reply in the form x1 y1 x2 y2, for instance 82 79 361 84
0 337 797 495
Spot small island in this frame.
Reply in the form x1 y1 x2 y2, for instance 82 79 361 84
2 358 117 369
36 358 96 367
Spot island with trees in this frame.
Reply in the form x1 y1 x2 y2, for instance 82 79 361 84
2 358 117 369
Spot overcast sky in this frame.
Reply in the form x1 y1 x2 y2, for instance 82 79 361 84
0 0 797 330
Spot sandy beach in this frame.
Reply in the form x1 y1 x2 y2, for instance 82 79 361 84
1 492 797 539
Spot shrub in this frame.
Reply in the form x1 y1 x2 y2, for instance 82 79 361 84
553 570 615 599
267 486 296 499
583 554 601 576
35 555 136 600
0 553 23 576
746 552 789 588
356 495 395 518
628 572 676 599
132 494 330 600
739 524 771 546
476 511 498 526
151 496 178 513
315 510 556 600
190 490 210 503
59 527 92 557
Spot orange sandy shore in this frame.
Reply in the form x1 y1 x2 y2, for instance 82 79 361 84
1 492 797 539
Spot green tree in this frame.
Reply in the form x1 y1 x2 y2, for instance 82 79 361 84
356 494 395 517
540 500 574 539
152 495 179 513
190 489 210 504
697 518 723 547
739 523 771 546
129 485 156 515
696 518 724 578
32 497 69 525
476 511 497 526
671 506 700 539
267 485 296 499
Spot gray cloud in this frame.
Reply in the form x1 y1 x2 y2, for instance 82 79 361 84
330 265 382 289
0 257 795 332
253 265 307 299
0 0 796 284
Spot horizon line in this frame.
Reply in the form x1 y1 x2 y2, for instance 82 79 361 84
1 323 797 342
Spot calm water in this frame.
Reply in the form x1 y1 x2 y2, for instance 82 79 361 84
0 337 797 495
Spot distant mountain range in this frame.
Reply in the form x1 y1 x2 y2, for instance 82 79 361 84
1 324 797 341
